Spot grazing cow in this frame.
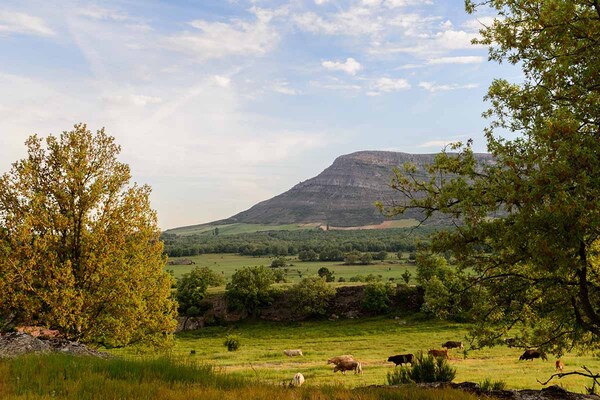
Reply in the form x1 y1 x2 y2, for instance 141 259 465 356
442 341 464 350
555 359 564 372
327 355 354 365
333 359 362 374
428 349 449 359
387 354 414 366
284 349 303 357
519 349 547 361
291 373 305 387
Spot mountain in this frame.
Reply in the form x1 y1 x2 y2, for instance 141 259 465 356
214 150 493 228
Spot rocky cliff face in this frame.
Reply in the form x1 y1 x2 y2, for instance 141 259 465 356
223 151 492 227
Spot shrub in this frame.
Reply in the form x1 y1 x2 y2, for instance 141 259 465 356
479 378 506 392
374 251 388 261
401 270 412 284
224 334 241 351
288 276 336 317
338 277 346 282
226 266 276 316
298 249 318 261
176 266 225 316
387 352 456 385
318 267 335 282
363 282 395 313
270 257 287 268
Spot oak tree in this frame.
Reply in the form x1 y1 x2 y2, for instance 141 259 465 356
381 0 600 354
0 124 177 347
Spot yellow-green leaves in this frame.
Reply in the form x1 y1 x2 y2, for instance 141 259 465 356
0 124 177 348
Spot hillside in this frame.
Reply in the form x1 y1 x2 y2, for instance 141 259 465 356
171 151 493 233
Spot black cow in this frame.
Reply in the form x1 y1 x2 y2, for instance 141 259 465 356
519 349 547 361
387 353 414 366
442 341 464 349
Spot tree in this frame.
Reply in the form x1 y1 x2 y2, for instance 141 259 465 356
270 257 287 268
380 1 600 354
363 282 395 313
317 266 335 282
176 266 225 316
288 276 335 317
226 266 276 316
0 124 177 347
298 249 318 261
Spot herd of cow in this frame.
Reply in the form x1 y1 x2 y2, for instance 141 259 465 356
285 340 564 387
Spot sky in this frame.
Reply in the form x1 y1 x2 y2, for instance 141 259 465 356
0 0 519 229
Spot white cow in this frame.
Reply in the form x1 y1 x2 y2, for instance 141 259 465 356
291 372 305 387
284 349 303 357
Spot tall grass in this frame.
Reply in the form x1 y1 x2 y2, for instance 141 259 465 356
0 354 481 400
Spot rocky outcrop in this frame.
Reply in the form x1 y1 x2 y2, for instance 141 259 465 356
0 332 111 358
218 151 492 227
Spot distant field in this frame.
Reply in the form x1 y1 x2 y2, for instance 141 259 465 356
111 316 600 393
167 253 417 290
165 223 318 236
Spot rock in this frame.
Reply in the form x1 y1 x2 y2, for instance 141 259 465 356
0 332 110 358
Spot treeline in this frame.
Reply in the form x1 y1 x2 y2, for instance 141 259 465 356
161 227 437 257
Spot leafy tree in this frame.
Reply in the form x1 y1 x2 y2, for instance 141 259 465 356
298 249 318 261
344 251 361 265
176 266 224 315
380 1 600 354
270 257 287 268
317 266 335 282
288 276 336 317
360 252 373 265
374 250 388 261
0 124 177 347
401 270 412 285
226 266 276 316
363 282 395 313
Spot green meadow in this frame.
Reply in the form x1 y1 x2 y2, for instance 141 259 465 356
111 316 600 394
167 253 418 290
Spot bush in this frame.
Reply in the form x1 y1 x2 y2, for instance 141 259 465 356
318 267 335 282
363 282 395 313
298 249 318 261
387 352 456 385
401 270 412 284
479 378 506 392
226 266 276 316
224 334 241 351
373 251 388 261
338 277 346 282
176 266 225 316
270 257 287 268
288 276 336 317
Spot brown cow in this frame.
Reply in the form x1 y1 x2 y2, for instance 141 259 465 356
428 349 449 359
333 360 362 374
327 355 354 365
555 359 564 371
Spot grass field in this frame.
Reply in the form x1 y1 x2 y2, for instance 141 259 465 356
165 223 318 236
111 316 600 394
167 253 418 292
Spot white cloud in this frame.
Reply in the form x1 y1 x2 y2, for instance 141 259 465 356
419 81 479 92
427 56 484 64
314 0 330 4
293 7 383 37
272 81 298 95
0 11 55 37
322 58 362 75
212 75 231 87
78 6 129 21
462 16 501 31
166 8 281 60
368 77 411 95
418 139 455 148
384 0 433 8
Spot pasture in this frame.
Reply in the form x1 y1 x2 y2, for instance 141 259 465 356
167 253 417 290
112 316 600 394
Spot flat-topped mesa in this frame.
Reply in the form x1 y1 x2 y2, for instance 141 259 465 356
221 150 492 228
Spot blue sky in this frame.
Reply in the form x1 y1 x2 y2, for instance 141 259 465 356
0 0 518 229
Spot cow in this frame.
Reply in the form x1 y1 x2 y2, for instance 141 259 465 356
327 355 354 365
519 349 547 361
442 341 464 350
333 359 362 374
555 359 564 371
290 373 305 387
284 349 303 357
387 354 414 366
428 349 449 359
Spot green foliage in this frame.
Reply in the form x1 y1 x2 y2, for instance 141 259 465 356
363 282 395 313
381 0 600 354
387 352 456 385
226 266 276 316
479 378 506 392
224 334 241 351
317 267 335 282
360 252 373 265
0 124 176 347
270 257 287 268
344 251 361 265
288 276 336 317
401 270 412 284
374 251 388 261
176 266 224 315
298 249 318 261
